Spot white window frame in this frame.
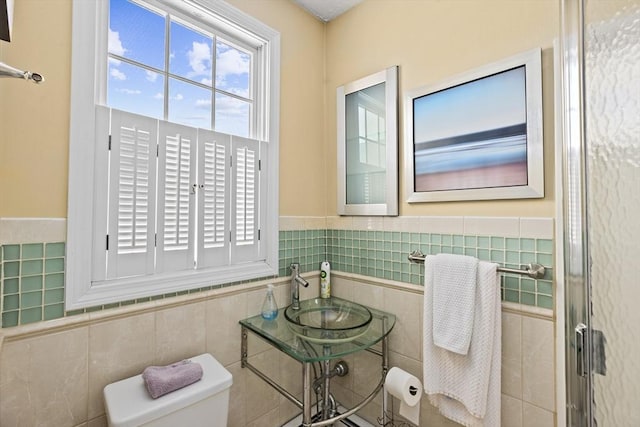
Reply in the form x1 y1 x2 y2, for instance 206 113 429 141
66 0 280 310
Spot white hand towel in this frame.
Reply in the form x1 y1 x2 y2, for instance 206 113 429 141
432 253 478 355
423 257 501 427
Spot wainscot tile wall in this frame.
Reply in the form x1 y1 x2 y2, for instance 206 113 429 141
1 216 554 328
0 216 557 427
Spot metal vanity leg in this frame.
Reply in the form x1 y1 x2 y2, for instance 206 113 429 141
241 326 248 368
381 316 390 425
302 362 313 427
322 358 331 419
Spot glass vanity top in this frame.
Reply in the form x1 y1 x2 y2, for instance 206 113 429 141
240 297 396 363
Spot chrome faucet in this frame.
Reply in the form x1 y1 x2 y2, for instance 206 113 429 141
290 263 309 310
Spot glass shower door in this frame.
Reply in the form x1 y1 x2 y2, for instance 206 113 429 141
584 1 640 425
562 0 640 425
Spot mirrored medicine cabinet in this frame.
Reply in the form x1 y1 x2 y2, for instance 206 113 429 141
337 66 399 216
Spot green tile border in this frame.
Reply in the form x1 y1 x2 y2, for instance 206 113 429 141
1 230 554 328
324 229 554 310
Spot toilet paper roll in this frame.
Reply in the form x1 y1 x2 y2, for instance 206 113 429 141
384 367 422 425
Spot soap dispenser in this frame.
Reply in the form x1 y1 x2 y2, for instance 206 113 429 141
261 284 278 320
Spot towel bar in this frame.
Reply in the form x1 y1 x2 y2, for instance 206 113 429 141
407 250 546 279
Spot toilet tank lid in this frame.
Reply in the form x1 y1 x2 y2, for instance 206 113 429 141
103 353 232 427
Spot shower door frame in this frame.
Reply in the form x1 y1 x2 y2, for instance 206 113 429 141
559 0 595 425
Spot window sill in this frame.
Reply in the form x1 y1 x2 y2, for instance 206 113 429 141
65 260 277 310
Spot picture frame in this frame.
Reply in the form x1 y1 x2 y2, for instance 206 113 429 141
404 48 544 203
337 66 399 216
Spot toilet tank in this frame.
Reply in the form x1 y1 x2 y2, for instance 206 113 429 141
103 353 232 427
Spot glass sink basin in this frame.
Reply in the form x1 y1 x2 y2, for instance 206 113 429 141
284 297 373 344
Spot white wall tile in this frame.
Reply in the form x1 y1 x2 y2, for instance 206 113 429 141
154 302 206 365
304 216 327 230
522 316 555 411
88 313 156 418
87 415 108 427
520 217 554 239
383 287 422 361
463 216 520 237
353 216 384 231
0 218 67 244
226 361 247 427
419 216 464 234
502 394 524 427
331 277 356 301
383 216 417 232
522 402 555 427
326 215 353 230
244 349 280 422
206 292 247 367
351 280 384 311
502 312 523 399
0 327 89 426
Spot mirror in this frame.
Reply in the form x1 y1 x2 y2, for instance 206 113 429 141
337 66 398 216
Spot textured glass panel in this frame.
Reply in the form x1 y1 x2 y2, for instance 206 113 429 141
585 1 640 424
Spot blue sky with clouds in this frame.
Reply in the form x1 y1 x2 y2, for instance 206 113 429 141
107 0 252 136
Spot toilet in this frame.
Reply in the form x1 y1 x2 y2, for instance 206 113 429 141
103 353 232 427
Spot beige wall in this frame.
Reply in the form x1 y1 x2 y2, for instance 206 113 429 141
225 0 327 216
0 0 560 220
324 0 559 218
0 0 326 218
0 0 72 218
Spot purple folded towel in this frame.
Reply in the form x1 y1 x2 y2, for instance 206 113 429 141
142 359 204 399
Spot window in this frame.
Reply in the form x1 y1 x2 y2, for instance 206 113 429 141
107 0 255 136
66 0 280 310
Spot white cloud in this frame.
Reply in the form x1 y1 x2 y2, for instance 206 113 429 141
154 93 164 100
215 46 250 97
110 68 127 81
117 88 141 95
217 46 249 76
188 41 212 77
215 95 248 124
195 99 212 108
108 28 127 57
146 70 158 82
108 57 122 66
172 93 184 101
201 78 213 86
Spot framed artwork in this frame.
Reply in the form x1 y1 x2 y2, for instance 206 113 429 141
404 48 544 202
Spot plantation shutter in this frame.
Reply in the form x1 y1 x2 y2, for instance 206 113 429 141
197 129 230 268
106 109 158 279
230 136 263 263
101 110 266 282
156 121 197 273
